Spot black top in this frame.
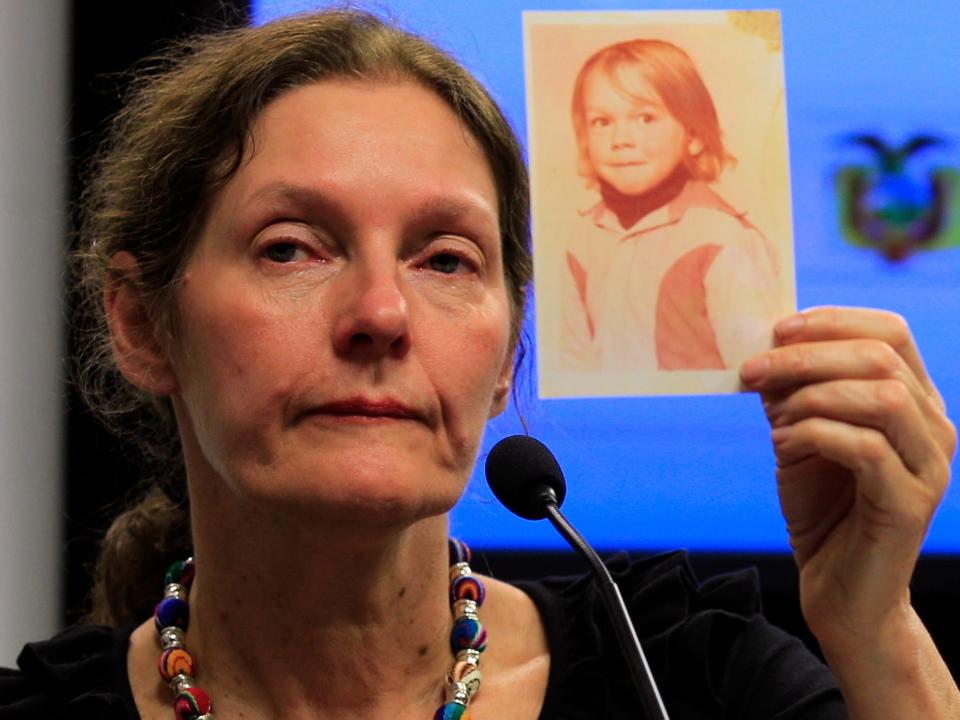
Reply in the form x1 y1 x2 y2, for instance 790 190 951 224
0 551 847 719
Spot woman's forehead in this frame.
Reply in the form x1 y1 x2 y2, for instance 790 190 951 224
236 81 493 183
200 80 501 238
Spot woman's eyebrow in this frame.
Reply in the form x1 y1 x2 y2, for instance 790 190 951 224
245 181 335 211
241 182 497 232
406 195 499 231
239 182 357 231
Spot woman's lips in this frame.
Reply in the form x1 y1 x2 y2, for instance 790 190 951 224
306 398 425 423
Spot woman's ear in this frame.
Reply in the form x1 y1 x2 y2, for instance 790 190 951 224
488 350 515 419
687 136 705 157
104 252 178 396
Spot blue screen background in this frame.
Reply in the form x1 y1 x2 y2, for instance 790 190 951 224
253 0 960 553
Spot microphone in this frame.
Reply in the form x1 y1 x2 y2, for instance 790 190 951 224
485 435 671 720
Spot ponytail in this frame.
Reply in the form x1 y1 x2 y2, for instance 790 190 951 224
86 483 192 626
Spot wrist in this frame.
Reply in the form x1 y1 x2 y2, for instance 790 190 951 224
818 605 960 719
816 605 926 679
812 594 914 663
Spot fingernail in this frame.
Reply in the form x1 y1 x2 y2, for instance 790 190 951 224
774 313 805 341
740 355 770 383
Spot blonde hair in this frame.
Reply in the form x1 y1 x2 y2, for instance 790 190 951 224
571 38 733 186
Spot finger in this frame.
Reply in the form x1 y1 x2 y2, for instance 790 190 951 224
743 338 928 405
771 418 946 529
764 379 951 480
770 306 942 409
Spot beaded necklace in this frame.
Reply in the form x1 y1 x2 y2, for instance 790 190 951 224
154 539 487 720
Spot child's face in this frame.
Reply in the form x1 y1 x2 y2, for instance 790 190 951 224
582 66 691 196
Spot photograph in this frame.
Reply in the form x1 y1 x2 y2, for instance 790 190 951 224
526 10 796 397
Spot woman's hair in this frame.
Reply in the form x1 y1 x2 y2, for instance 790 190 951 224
76 9 532 626
570 38 733 186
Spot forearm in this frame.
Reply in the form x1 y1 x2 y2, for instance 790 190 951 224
820 605 960 719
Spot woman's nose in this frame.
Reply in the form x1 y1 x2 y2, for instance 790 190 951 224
331 262 410 360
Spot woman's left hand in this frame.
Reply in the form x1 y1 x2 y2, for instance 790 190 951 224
739 306 956 650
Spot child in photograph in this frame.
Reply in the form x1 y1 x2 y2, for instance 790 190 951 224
562 38 781 374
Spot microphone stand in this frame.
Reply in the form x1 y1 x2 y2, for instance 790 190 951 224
544 501 671 720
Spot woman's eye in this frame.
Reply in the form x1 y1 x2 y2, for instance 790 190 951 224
589 116 610 129
427 252 468 275
263 241 304 263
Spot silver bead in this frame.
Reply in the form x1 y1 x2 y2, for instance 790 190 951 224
170 672 194 693
445 681 469 705
164 583 187 601
448 562 471 582
160 626 185 649
456 648 481 666
197 715 215 720
452 599 478 619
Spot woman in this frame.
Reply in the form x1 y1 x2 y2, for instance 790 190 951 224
2 10 957 719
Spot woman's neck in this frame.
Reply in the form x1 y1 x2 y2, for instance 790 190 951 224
183 497 456 720
600 169 690 231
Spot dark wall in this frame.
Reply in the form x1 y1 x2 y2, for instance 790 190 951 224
66 0 248 624
64 0 958 681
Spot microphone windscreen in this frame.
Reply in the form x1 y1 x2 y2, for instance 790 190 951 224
485 435 567 520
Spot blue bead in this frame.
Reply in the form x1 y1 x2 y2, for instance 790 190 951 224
448 538 471 565
154 596 190 632
433 702 467 720
450 616 487 653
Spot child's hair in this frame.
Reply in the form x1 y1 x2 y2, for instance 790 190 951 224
571 38 733 186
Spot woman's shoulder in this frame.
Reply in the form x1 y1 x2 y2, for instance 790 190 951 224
0 624 138 719
513 551 848 719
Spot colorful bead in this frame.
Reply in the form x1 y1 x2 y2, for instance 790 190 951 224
155 596 190 632
164 561 184 587
159 647 195 682
164 558 195 588
449 660 482 697
450 616 487 653
450 575 485 606
157 542 482 720
448 538 471 565
433 702 470 720
174 687 212 720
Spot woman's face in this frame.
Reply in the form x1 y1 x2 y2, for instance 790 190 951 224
582 65 691 196
165 80 513 527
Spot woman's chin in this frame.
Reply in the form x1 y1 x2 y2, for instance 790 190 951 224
229 460 465 530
